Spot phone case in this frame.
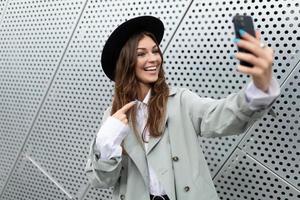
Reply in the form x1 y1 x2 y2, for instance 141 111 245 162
232 14 256 67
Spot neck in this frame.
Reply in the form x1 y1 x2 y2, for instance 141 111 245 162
138 83 151 100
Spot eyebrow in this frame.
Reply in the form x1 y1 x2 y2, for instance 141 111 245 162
136 45 158 50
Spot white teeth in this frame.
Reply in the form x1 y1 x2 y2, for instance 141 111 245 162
144 66 157 71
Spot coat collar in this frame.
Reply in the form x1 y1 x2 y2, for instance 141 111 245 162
124 86 177 156
146 86 176 155
168 86 177 97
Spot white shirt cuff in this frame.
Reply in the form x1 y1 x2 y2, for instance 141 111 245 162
245 77 280 110
95 116 129 160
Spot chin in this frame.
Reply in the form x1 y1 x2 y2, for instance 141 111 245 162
146 77 159 83
138 77 158 86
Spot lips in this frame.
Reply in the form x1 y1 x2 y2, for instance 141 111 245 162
144 66 157 71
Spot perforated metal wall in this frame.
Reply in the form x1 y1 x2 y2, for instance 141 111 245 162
0 0 299 200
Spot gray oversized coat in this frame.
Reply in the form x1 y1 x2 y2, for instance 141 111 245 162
85 87 270 200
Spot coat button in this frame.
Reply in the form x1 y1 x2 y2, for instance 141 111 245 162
172 156 179 161
184 186 190 192
120 194 125 200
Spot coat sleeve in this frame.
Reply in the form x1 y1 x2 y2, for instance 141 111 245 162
182 88 272 138
85 107 123 188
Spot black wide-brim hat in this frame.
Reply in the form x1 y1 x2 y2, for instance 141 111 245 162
101 16 165 81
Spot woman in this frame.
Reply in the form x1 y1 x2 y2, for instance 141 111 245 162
85 16 280 200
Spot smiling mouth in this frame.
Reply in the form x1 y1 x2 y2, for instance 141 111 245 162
144 66 157 71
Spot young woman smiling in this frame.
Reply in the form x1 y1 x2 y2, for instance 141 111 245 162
85 16 280 200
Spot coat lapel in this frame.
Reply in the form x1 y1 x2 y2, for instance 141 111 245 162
123 87 177 191
146 87 177 200
146 87 177 155
146 115 168 155
123 129 149 187
147 126 176 200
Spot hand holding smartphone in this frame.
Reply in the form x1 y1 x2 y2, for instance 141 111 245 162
232 14 256 67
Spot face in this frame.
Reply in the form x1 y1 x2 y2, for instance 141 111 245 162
135 35 162 90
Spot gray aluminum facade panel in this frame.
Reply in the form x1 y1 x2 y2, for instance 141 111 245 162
0 0 299 199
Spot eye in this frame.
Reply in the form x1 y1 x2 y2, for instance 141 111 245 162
137 52 146 57
152 48 159 54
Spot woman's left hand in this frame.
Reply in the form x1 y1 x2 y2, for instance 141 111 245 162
234 30 274 93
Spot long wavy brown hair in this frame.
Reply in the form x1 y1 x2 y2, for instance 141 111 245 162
111 31 169 139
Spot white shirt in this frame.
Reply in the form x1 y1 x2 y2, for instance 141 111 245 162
96 79 280 195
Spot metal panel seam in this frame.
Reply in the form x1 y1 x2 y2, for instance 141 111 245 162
0 0 89 198
236 146 300 192
162 0 194 54
213 58 300 180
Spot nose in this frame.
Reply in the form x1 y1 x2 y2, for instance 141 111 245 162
148 52 159 63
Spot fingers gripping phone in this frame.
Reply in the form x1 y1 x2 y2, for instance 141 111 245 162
232 14 256 67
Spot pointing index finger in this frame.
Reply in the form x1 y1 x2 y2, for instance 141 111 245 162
119 101 137 113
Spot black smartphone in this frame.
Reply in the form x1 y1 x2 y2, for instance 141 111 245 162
232 14 256 67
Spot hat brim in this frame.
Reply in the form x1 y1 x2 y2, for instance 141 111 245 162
101 16 164 81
